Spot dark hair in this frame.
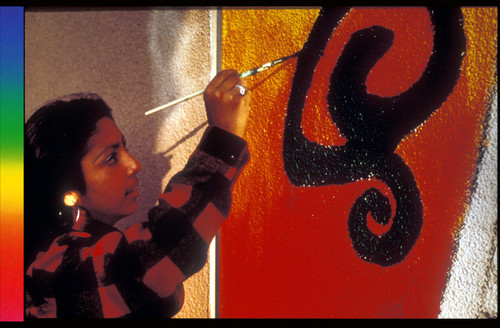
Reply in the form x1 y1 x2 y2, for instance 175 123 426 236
25 93 113 267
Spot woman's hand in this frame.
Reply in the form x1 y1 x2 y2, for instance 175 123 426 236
203 70 251 138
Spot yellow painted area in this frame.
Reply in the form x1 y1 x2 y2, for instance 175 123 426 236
223 9 319 73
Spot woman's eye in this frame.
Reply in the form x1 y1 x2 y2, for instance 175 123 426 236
105 153 118 165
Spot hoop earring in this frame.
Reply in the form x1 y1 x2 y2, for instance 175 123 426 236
74 206 81 222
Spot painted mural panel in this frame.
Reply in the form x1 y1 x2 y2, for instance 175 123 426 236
220 7 496 318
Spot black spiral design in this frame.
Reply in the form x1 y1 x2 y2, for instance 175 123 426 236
283 7 466 266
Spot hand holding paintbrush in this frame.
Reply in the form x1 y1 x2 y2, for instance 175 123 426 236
203 69 251 138
145 51 301 116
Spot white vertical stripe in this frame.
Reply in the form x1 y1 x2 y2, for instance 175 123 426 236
209 7 221 319
439 86 497 318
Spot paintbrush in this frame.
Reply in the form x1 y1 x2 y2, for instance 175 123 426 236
145 51 301 116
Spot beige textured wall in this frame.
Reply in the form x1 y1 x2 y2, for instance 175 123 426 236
24 7 216 318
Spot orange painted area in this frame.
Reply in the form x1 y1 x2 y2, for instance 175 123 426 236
220 8 496 318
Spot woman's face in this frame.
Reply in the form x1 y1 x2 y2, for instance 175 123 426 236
78 117 141 226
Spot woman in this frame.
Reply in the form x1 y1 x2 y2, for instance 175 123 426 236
25 70 250 318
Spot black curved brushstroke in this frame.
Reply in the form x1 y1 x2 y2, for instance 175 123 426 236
283 7 466 266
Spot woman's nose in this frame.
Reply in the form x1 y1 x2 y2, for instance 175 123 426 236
125 151 141 175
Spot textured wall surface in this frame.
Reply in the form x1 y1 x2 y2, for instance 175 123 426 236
25 8 215 318
220 7 497 318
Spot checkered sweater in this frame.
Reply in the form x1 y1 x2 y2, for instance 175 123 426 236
25 127 248 318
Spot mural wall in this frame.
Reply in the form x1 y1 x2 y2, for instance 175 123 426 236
220 7 497 318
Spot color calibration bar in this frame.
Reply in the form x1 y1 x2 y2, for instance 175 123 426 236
0 6 24 322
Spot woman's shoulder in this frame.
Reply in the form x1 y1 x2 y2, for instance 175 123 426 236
26 230 94 275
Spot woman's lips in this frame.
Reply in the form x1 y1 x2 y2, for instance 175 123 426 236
126 188 139 198
126 180 139 198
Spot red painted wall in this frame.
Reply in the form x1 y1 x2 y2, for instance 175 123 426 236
220 8 497 318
